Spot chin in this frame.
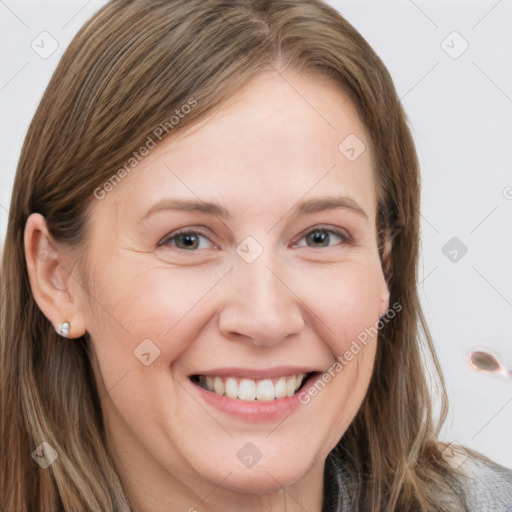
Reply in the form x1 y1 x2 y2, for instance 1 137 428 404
198 449 318 495
221 467 305 494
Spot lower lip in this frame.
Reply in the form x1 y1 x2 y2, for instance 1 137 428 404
189 374 317 422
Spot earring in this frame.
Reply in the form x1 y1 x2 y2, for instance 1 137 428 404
56 321 71 338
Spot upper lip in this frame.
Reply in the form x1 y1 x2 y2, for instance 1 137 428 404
189 366 321 379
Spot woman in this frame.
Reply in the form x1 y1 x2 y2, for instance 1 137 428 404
1 0 511 511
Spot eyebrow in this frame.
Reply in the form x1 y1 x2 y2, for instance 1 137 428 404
143 195 369 221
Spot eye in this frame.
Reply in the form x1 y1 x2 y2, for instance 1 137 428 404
158 225 352 252
158 229 216 251
294 226 352 249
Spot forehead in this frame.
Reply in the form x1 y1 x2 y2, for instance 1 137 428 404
100 70 376 227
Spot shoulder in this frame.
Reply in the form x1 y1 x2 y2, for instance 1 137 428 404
457 453 512 511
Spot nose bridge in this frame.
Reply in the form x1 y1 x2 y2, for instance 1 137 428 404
239 254 282 312
218 242 305 345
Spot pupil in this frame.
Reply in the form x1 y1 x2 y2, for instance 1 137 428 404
309 230 327 247
179 234 198 249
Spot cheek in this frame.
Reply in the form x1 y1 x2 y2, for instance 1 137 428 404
82 258 229 375
294 258 384 415
295 262 383 440
83 251 385 371
295 258 386 354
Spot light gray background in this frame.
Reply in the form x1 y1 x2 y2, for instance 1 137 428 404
1 1 511 468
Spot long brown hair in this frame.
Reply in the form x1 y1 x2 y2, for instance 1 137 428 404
1 1 470 510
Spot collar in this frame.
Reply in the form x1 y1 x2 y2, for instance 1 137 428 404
322 446 356 512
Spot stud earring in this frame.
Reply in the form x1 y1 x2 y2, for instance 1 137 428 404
56 321 71 338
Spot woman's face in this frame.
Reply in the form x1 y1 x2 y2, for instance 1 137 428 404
79 70 390 502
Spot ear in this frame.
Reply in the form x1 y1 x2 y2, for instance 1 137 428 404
379 280 391 318
378 235 392 318
24 213 87 339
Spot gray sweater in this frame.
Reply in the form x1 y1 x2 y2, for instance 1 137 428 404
322 448 512 511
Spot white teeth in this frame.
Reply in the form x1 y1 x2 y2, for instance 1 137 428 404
274 377 287 398
225 377 238 399
286 376 296 397
238 379 256 401
197 373 308 401
255 379 274 401
213 376 225 396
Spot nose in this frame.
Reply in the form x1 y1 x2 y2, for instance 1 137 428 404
217 252 306 347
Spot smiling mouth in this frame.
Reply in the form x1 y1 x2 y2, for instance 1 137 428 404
190 372 314 401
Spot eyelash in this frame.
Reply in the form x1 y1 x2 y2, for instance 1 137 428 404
158 225 352 252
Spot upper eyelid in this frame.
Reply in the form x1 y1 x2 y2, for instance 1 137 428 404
159 226 214 244
294 225 351 241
